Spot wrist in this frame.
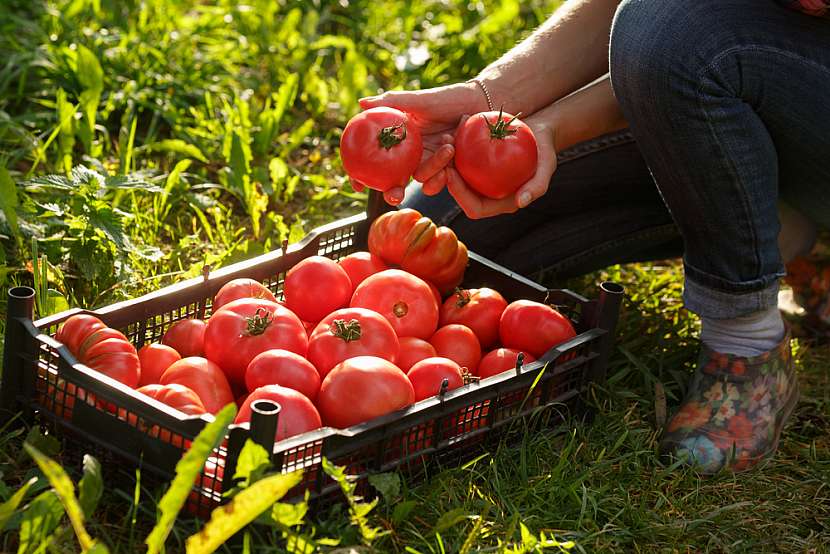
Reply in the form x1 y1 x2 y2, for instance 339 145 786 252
462 79 493 113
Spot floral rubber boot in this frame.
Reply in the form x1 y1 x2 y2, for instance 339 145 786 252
660 329 799 474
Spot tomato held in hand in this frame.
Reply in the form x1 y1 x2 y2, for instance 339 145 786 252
283 256 352 323
307 307 399 379
440 288 507 349
499 300 576 359
407 357 464 401
235 385 322 442
160 356 235 414
136 383 207 415
429 324 481 374
213 278 277 311
340 107 423 191
245 349 321 402
162 319 207 358
395 336 437 373
368 209 468 295
454 110 538 200
137 344 181 386
204 298 307 386
351 269 438 340
317 356 414 429
338 251 389 294
477 348 536 379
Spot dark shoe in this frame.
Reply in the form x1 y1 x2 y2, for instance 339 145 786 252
660 330 799 474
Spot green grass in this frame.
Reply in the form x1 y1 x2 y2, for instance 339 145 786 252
1 0 829 552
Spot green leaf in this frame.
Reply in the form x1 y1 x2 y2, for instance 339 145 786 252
75 45 103 93
0 477 37 531
145 403 237 554
434 507 469 533
23 443 97 551
271 500 307 528
0 166 21 245
391 500 417 525
321 458 385 545
17 490 63 554
86 204 129 252
268 157 289 199
184 471 303 554
233 440 270 488
55 89 76 174
143 139 208 163
78 455 103 519
22 428 60 459
368 472 400 504
280 119 313 157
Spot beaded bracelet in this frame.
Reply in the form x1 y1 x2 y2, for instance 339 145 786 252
468 78 495 111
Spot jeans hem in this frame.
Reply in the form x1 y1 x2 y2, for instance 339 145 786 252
683 275 781 319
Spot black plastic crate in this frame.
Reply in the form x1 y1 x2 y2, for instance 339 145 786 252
0 196 623 514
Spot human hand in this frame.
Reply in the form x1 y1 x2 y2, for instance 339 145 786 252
446 112 558 219
350 82 488 205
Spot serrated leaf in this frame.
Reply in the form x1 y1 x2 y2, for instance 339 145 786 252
368 473 400 504
24 443 97 551
233 440 270 488
144 139 208 163
103 174 162 192
145 403 236 554
78 455 102 519
17 490 63 554
185 471 302 554
0 477 37 531
86 204 129 252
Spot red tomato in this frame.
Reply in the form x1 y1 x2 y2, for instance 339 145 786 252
55 314 106 355
137 344 181 386
395 336 437 373
307 307 399 379
245 349 321 402
406 357 464 401
427 281 442 307
283 256 352 323
160 357 235 414
338 251 389 293
454 110 538 200
340 107 423 191
499 300 576 358
317 356 414 428
477 348 536 379
77 327 129 359
136 383 207 415
302 320 317 337
235 385 322 442
203 298 308 386
162 319 207 358
213 278 277 311
350 269 438 340
429 324 481 374
236 394 248 409
368 209 468 295
440 288 507 349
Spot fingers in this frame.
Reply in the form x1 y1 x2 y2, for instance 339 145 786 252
413 143 454 183
383 187 405 206
446 168 518 219
514 145 558 209
359 90 419 111
421 169 447 196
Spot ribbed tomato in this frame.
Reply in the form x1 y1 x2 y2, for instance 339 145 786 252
55 313 106 354
235 385 322 442
499 300 576 358
160 357 235 414
307 307 399 379
137 344 181 386
245 349 321 401
439 288 507 349
351 269 438 340
477 348 536 379
368 209 468 295
213 278 277 311
162 319 207 358
136 383 207 415
317 356 414 428
56 315 140 388
395 336 437 372
407 357 464 401
429 324 481 374
337 251 389 293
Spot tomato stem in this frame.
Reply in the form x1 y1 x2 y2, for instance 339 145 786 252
454 287 471 308
330 318 362 342
377 122 407 149
392 301 409 318
245 307 272 336
483 106 522 140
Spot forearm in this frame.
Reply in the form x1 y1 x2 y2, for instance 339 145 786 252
477 0 622 116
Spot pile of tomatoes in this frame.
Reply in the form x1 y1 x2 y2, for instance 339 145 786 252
51 209 576 444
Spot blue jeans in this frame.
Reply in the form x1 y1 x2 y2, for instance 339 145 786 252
404 0 830 319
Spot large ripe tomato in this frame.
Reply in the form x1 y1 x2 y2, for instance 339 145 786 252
350 269 438 340
307 307 399 379
204 298 308 386
245 349 321 402
440 288 507 349
429 324 481 374
136 383 207 415
317 356 414 429
454 110 538 200
160 356 235 414
499 300 576 358
235 385 322 442
395 336 436 372
368 209 468 295
283 256 352 323
477 348 536 379
56 316 141 388
137 344 181 386
213 278 277 311
340 107 423 191
338 251 389 294
162 319 207 358
406 357 464 401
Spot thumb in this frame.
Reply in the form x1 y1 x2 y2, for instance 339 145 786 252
359 90 422 112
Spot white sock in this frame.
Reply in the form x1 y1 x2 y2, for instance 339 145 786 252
700 306 785 357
